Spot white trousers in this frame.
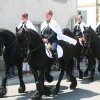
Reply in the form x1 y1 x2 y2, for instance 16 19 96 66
22 62 30 71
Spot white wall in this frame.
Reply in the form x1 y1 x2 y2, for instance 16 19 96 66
78 6 96 28
78 0 96 28
0 0 77 32
78 0 96 5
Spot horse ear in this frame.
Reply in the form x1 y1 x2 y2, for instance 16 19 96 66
89 25 91 28
16 27 18 32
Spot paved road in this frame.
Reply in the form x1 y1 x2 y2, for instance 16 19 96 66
0 68 100 100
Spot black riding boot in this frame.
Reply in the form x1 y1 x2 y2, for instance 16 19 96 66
52 52 59 70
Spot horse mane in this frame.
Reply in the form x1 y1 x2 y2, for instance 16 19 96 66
24 28 44 47
89 27 96 35
88 27 97 39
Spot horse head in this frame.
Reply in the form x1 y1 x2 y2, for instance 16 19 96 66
16 27 43 58
83 26 96 44
16 27 29 58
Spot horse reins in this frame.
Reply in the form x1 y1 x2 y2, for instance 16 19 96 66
22 32 44 56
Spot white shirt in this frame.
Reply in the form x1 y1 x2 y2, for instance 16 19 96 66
18 20 37 31
74 21 86 33
41 19 77 45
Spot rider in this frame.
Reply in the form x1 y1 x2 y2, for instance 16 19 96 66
41 10 59 67
73 15 87 61
41 10 77 68
18 12 37 31
73 15 86 45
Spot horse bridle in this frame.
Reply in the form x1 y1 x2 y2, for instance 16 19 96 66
20 32 44 58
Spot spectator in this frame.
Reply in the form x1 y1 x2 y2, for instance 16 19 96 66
7 66 16 78
18 12 37 31
22 58 30 75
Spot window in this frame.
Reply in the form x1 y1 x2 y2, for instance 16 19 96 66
78 10 87 24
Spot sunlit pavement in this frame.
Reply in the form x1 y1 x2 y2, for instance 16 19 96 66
0 69 100 100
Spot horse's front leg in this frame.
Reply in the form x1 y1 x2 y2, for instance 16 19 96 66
88 58 96 82
67 71 77 90
17 64 25 93
0 64 10 97
84 66 89 77
45 66 53 83
77 58 83 79
97 59 100 73
31 68 51 100
52 65 65 95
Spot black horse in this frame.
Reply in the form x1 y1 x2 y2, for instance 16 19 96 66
62 28 86 79
83 26 100 81
16 28 77 100
0 29 25 97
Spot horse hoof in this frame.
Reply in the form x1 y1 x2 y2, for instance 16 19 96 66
45 75 53 83
18 86 25 93
79 75 83 79
88 77 94 82
70 82 77 90
84 72 88 77
31 91 42 100
43 85 51 96
70 85 76 90
52 87 59 95
0 87 7 98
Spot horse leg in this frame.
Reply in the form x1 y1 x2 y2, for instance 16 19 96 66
52 65 65 95
97 59 100 73
66 59 77 89
17 65 25 93
0 64 10 97
31 68 51 100
77 58 83 79
84 66 89 77
66 58 74 82
84 58 90 77
88 58 96 82
45 67 53 83
67 71 77 90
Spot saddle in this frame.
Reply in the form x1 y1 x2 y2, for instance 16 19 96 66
45 43 63 58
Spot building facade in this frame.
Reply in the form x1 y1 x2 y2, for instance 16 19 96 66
0 0 77 33
0 0 77 70
97 0 100 23
78 0 96 28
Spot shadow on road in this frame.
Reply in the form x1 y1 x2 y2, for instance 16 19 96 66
53 88 100 100
4 85 99 100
